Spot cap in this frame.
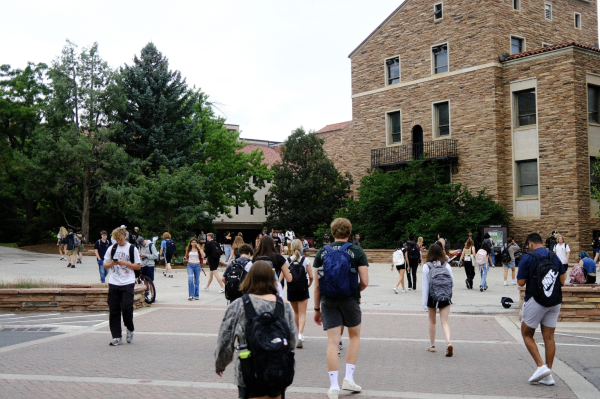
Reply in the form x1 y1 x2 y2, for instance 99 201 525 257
120 225 127 228
501 297 514 309
137 237 145 245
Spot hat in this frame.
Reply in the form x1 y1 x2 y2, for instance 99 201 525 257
137 237 145 245
501 297 514 309
120 224 127 228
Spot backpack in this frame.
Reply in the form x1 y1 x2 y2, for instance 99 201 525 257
475 249 488 265
569 263 587 284
545 236 556 251
224 258 249 301
165 239 176 255
287 256 308 292
241 295 295 391
318 243 358 299
406 241 420 261
110 243 135 264
501 246 511 264
146 243 157 266
528 251 561 307
393 249 405 266
255 255 282 287
73 234 81 248
427 262 453 302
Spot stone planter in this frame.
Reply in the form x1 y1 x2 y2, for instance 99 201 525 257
518 285 600 322
0 284 147 312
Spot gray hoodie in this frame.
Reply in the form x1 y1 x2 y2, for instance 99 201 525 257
139 241 158 267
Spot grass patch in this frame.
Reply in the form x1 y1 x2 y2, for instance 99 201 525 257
0 277 60 289
0 243 18 248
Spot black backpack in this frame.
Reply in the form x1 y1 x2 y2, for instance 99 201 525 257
225 258 249 301
501 246 511 264
545 236 556 251
406 241 420 261
528 251 562 307
255 255 282 288
241 295 294 392
165 239 176 255
287 256 308 292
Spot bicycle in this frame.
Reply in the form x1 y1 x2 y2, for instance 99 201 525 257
135 271 156 304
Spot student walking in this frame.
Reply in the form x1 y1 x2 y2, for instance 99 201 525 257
254 233 263 250
458 238 476 289
103 227 142 346
287 239 313 349
405 233 421 291
204 233 225 293
483 233 495 267
137 236 158 283
577 252 597 284
517 233 566 386
65 229 76 268
57 226 68 260
422 243 454 356
251 235 293 293
553 236 571 271
392 240 408 293
94 231 112 283
223 231 234 266
215 261 298 399
228 236 245 264
502 237 520 286
184 237 205 300
476 243 493 291
160 232 175 278
313 218 369 399
75 229 85 264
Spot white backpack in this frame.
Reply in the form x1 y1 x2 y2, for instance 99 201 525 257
393 249 405 266
475 249 488 265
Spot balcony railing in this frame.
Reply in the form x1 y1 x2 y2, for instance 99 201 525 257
371 139 458 168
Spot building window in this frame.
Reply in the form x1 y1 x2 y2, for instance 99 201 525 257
588 85 599 123
575 13 582 29
545 4 552 20
591 157 599 194
235 205 239 215
434 102 450 137
387 111 402 144
265 195 268 215
515 89 536 127
513 0 520 11
432 44 448 74
517 160 538 197
250 207 254 215
434 3 443 20
511 36 524 55
385 57 400 85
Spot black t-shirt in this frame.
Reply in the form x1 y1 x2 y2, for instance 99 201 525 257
223 237 233 245
254 254 287 288
273 236 282 252
94 239 112 259
205 240 221 260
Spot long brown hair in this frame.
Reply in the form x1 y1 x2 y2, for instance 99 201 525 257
253 235 277 262
426 243 447 264
232 236 245 251
186 237 199 258
464 238 474 249
240 261 278 295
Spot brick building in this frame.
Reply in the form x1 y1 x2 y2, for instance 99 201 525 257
321 0 600 251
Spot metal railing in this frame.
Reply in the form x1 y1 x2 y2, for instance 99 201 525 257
371 139 458 168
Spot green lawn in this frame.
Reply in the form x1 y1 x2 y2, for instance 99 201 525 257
0 243 18 248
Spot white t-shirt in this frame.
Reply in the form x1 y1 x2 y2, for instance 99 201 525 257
104 243 141 286
553 243 571 264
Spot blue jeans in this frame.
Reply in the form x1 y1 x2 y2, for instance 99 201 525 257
301 248 307 256
224 245 232 263
490 249 495 266
479 264 489 288
187 263 201 298
98 260 109 283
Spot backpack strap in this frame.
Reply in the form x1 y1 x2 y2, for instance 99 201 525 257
324 245 333 253
300 257 305 266
340 242 352 252
528 251 541 261
274 295 285 319
129 244 135 264
110 243 118 259
242 294 257 320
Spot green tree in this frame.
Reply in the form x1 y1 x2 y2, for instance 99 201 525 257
113 43 200 171
337 162 510 249
265 127 352 236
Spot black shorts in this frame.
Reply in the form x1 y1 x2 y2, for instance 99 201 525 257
396 264 406 270
208 259 219 271
321 297 361 330
287 288 309 302
427 295 451 309
165 253 174 264
238 385 281 399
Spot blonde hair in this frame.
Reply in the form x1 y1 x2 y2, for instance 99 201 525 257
417 236 423 246
162 232 171 239
465 238 474 249
290 239 303 260
59 226 68 238
330 218 352 239
112 227 127 241
232 236 244 251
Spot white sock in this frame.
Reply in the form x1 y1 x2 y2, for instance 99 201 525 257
345 364 355 382
329 371 339 390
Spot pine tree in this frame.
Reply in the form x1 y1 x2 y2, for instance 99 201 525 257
114 43 200 170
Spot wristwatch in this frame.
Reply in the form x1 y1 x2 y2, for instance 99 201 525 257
314 308 320 312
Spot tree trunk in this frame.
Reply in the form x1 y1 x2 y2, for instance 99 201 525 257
81 163 90 243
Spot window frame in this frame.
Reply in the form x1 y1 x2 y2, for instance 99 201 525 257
513 88 537 129
385 109 402 146
544 3 552 21
574 12 582 29
434 2 443 21
588 84 600 125
432 100 451 139
591 157 599 196
510 35 525 55
265 195 268 215
384 56 401 86
431 43 449 75
516 159 539 198
513 0 520 11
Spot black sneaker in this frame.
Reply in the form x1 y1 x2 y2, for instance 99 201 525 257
67 263 72 268
465 279 469 289
71 264 76 268
480 286 483 292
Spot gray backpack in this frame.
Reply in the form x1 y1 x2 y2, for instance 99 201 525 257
427 262 453 302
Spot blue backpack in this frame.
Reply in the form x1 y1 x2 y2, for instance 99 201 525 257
318 243 358 299
165 239 176 255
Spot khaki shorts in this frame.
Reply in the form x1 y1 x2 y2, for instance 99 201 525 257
67 249 75 255
522 297 561 329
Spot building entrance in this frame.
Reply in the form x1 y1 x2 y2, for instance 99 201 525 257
412 125 423 159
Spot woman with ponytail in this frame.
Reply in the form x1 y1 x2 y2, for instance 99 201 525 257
287 238 313 348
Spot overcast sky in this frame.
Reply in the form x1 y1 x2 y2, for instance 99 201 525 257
2 1 599 142
0 0 404 142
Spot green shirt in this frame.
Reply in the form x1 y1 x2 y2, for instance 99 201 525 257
314 241 369 301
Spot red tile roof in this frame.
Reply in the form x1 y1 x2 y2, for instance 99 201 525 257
504 42 600 61
240 144 281 166
316 121 352 134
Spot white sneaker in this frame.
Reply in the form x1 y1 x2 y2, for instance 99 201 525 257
511 280 517 285
407 287 413 291
219 289 225 293
393 287 398 294
109 338 123 346
126 329 134 343
538 374 555 386
203 286 209 291
296 334 303 348
529 365 552 383
504 281 508 286
342 378 361 392
402 289 406 293
327 388 340 399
